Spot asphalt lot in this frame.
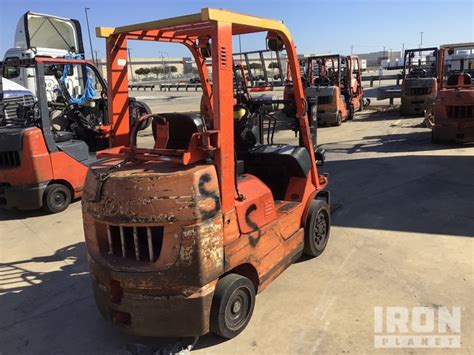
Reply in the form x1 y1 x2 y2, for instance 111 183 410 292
0 90 473 354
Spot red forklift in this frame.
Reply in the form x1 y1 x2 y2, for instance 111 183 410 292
82 8 331 339
0 57 149 213
430 43 474 143
303 54 364 126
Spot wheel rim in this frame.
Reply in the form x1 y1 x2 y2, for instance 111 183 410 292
313 211 328 250
52 191 67 208
225 287 251 331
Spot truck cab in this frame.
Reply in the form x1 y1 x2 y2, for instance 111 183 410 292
3 11 85 101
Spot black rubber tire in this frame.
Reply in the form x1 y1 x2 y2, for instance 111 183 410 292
42 183 71 213
431 129 442 144
359 97 364 112
210 274 256 339
129 100 152 131
347 104 355 121
334 112 343 126
303 200 331 257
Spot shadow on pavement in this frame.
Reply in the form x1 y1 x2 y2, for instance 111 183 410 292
0 199 81 221
320 154 474 237
0 242 210 354
321 128 473 154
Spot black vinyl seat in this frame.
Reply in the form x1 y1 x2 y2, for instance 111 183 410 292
447 73 472 86
53 131 74 143
152 113 204 149
244 144 311 199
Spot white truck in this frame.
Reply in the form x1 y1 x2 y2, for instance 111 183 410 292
3 11 86 101
1 11 151 132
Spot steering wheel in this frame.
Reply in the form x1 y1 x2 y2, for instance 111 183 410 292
130 113 159 153
410 68 427 77
100 90 107 100
318 76 331 86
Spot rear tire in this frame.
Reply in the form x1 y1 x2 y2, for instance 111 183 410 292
42 183 71 213
334 112 343 126
210 274 256 339
304 200 331 257
431 129 442 144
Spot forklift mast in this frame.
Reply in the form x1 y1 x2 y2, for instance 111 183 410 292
402 47 438 80
96 8 319 213
306 54 342 87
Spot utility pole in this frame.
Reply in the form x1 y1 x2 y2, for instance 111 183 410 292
351 45 354 55
84 8 95 63
419 32 424 48
157 51 170 82
127 48 135 82
402 43 405 59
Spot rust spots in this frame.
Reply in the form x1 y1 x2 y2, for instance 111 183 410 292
197 173 221 220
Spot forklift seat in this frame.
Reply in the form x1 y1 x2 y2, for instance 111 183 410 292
447 73 472 86
244 144 311 200
152 113 205 150
53 131 74 143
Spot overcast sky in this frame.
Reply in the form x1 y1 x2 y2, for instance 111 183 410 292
0 0 472 59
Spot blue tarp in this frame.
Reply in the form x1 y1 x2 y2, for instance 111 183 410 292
61 54 96 105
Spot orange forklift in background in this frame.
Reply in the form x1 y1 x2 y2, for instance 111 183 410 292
82 8 331 339
430 43 474 143
400 47 438 116
0 57 149 213
304 54 363 126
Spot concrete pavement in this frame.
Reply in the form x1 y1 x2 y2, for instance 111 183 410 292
0 96 473 354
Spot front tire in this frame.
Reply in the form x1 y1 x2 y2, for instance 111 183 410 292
347 104 355 121
42 183 71 213
210 274 256 339
303 200 331 257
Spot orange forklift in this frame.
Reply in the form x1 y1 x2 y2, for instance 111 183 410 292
430 43 474 143
0 57 149 213
303 54 364 126
400 47 438 116
82 8 331 339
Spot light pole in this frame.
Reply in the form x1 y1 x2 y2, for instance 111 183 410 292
128 48 135 82
419 32 424 48
157 51 170 82
84 8 95 64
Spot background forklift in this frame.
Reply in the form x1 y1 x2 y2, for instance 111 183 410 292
400 47 438 116
0 56 149 213
429 43 474 143
82 8 330 339
303 54 363 126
